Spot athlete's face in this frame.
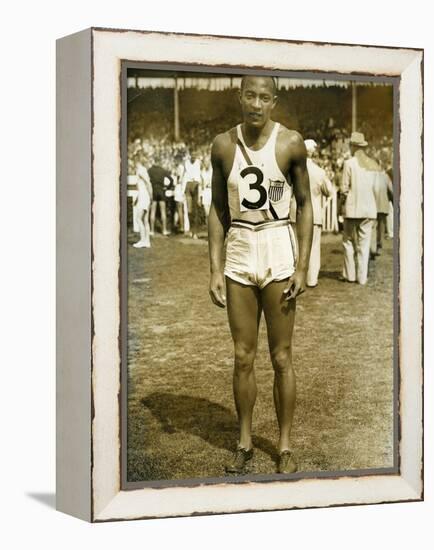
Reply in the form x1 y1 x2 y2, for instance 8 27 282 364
239 77 277 127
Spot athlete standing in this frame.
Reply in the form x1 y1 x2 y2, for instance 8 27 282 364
208 76 313 475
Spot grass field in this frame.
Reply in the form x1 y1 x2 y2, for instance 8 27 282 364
127 228 394 482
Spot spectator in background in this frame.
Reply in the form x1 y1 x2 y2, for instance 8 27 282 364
162 161 176 233
383 154 394 240
183 151 202 239
174 157 186 233
304 139 334 287
127 95 394 246
340 132 378 285
133 153 153 248
371 157 393 257
148 158 173 236
200 155 212 224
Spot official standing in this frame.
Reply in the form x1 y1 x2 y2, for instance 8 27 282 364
340 132 378 285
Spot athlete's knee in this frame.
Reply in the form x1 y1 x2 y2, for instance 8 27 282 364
271 347 292 375
234 344 256 374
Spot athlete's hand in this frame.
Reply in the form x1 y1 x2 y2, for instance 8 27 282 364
283 269 307 300
209 271 226 308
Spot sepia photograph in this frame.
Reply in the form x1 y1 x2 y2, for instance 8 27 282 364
55 27 422 521
123 67 397 486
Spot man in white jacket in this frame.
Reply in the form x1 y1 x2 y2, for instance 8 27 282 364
340 132 378 285
304 139 334 287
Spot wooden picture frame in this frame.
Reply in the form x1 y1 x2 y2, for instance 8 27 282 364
56 27 423 522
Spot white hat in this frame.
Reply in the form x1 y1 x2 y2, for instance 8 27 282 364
304 139 317 153
349 132 368 147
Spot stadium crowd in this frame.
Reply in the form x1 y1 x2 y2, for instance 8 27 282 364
127 86 394 285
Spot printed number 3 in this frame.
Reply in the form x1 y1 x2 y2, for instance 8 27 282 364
240 166 267 210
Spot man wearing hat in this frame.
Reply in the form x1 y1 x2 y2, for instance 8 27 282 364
304 139 334 287
340 132 379 285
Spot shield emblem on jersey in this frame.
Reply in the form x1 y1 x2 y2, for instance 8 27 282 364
268 179 285 202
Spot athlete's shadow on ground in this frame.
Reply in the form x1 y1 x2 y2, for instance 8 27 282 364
141 392 277 460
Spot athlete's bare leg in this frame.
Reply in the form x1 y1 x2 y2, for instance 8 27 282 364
150 201 157 234
143 210 151 244
159 201 168 234
261 279 296 453
135 207 146 241
226 278 262 450
132 207 151 248
176 202 184 232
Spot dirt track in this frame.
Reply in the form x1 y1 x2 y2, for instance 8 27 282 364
127 230 394 482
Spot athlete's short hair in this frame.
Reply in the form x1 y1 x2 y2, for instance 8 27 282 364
240 75 277 95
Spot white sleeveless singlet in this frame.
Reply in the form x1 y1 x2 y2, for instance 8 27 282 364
227 122 292 224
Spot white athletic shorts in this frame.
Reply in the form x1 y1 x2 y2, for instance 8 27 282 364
224 219 298 289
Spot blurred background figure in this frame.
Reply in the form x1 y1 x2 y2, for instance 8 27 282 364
132 153 153 248
183 151 202 239
340 132 378 285
162 160 176 234
148 157 173 236
200 154 212 225
304 139 334 287
370 154 393 258
382 154 394 240
173 157 187 233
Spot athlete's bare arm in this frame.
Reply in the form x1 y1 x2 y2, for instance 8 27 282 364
208 133 231 308
282 131 313 300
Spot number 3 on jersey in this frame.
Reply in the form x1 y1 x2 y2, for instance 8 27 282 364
238 166 270 212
